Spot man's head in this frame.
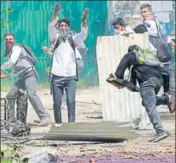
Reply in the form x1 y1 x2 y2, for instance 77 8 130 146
55 18 70 30
4 33 15 42
56 18 70 38
4 33 15 56
140 4 152 20
134 24 148 34
112 17 126 34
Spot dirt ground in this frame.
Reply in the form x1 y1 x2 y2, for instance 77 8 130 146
1 87 175 162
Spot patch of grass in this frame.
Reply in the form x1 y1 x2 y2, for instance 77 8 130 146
37 83 50 89
1 160 13 163
1 145 24 163
1 79 97 92
77 80 86 87
1 82 12 91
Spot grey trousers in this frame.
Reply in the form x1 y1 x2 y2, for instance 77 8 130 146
6 76 49 121
140 77 166 136
51 75 76 123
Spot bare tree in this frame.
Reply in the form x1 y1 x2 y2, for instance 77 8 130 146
112 1 141 27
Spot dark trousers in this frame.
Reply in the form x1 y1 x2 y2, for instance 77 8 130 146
161 67 170 93
51 75 77 123
162 63 175 96
140 77 166 136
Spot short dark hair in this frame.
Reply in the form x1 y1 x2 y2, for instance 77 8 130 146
4 32 15 39
58 18 70 27
140 3 152 11
133 24 148 34
128 45 140 53
112 17 126 27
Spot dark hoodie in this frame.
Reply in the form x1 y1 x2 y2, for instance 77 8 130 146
115 52 163 85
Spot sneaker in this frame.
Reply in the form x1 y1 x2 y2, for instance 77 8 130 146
37 118 52 127
149 133 168 143
106 74 124 89
130 118 140 129
33 120 41 123
165 94 175 113
148 135 157 142
54 123 62 128
169 94 175 113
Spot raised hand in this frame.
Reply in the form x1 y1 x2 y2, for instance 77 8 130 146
55 3 61 12
82 8 88 22
51 3 61 22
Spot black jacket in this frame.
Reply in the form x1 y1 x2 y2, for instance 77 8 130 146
115 52 163 85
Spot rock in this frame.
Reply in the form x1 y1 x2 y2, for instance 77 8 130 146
22 148 55 163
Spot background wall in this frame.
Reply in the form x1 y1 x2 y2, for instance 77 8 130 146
1 1 175 91
107 1 175 36
1 1 108 90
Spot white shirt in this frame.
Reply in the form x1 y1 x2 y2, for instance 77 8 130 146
115 26 134 35
115 26 156 52
125 26 135 33
1 45 22 71
144 18 172 64
144 19 171 44
48 17 88 77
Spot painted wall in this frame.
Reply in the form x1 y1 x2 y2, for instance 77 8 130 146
1 1 175 90
1 1 107 90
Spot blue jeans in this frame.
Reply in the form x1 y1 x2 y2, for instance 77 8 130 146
140 77 165 136
51 75 77 123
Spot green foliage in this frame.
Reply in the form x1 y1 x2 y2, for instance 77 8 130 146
1 144 25 163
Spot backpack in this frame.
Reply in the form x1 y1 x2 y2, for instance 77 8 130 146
149 35 172 62
128 45 161 66
148 21 172 62
19 44 37 66
134 23 172 62
134 24 148 33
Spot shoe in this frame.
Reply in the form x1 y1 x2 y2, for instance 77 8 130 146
149 133 168 142
106 74 124 89
169 94 175 113
130 118 140 129
37 118 52 127
28 122 38 127
165 94 175 113
148 134 157 142
33 120 41 123
54 123 62 128
153 133 168 142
